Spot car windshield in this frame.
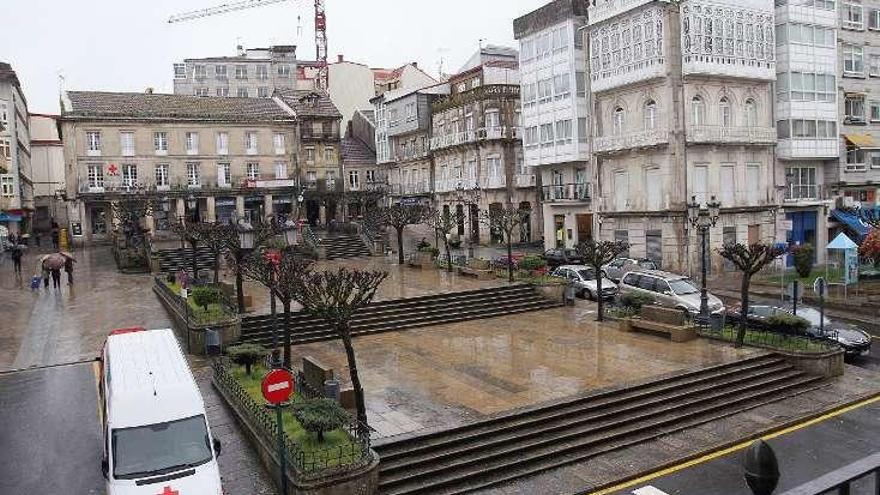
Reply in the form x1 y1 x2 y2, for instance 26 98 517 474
749 306 775 317
576 269 597 280
112 414 213 479
638 260 657 270
668 279 699 295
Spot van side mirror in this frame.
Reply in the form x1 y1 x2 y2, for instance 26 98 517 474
213 438 222 457
101 458 109 479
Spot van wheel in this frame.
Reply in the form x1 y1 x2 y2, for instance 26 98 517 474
679 308 691 324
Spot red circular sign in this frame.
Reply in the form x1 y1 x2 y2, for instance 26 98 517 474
261 369 294 405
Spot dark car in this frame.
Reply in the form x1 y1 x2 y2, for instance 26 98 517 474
542 248 584 268
728 305 872 358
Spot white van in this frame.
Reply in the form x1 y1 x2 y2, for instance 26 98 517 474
99 328 224 495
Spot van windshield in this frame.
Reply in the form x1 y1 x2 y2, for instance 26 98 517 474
112 414 213 479
668 279 699 295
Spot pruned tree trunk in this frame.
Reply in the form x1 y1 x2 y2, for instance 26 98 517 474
213 251 220 284
396 227 405 265
236 269 245 313
282 300 292 369
595 263 604 322
443 239 452 272
339 324 368 427
190 241 199 280
736 274 750 347
506 237 514 283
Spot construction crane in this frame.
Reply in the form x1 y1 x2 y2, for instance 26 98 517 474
168 0 329 90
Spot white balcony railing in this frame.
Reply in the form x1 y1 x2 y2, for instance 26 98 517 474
429 127 520 151
686 126 776 145
481 175 507 189
515 174 536 188
541 183 592 202
783 184 823 202
593 128 669 153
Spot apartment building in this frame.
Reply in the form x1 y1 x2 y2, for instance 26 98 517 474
514 0 592 250
173 45 298 98
60 91 298 244
0 62 33 236
776 0 839 264
430 46 539 245
341 109 381 217
585 0 778 273
29 114 68 233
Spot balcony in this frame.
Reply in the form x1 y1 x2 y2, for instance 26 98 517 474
776 139 839 160
588 0 652 25
686 126 776 145
515 174 536 188
435 178 479 193
430 127 521 151
389 182 432 196
783 184 825 203
480 175 507 189
593 128 669 154
301 131 340 141
541 183 592 202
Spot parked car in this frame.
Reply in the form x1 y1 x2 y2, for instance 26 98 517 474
728 305 872 358
542 248 584 268
618 270 724 317
602 257 658 283
551 265 618 300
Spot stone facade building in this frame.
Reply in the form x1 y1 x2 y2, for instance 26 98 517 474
0 62 33 236
29 114 68 233
60 91 299 244
585 0 779 273
173 45 299 98
341 109 381 217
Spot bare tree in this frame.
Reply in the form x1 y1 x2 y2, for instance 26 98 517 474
426 208 462 272
294 268 388 429
110 198 153 246
375 204 428 264
481 205 531 282
221 222 281 313
190 223 234 283
576 239 630 322
718 243 786 347
232 249 314 368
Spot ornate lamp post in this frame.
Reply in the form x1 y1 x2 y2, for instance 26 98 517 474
687 195 721 326
451 181 483 259
186 194 197 223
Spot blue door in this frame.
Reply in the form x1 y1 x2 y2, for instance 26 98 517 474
786 211 817 266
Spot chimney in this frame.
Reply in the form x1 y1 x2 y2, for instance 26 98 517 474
411 62 418 69
145 87 154 94
237 44 245 56
337 54 344 63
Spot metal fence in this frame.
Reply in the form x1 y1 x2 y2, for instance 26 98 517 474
778 452 879 495
697 322 838 353
153 276 238 327
212 360 372 479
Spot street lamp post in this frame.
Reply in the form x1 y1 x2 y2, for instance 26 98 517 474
687 195 721 326
452 181 483 259
235 217 255 313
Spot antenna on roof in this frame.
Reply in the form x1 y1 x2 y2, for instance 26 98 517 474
297 14 302 38
479 38 485 50
149 370 158 396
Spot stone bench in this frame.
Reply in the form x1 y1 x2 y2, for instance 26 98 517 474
619 305 698 343
301 356 356 409
456 259 494 280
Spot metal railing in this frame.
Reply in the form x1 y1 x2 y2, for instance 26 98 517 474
302 224 320 251
778 452 880 495
686 125 777 144
541 183 592 202
212 360 372 478
783 184 824 202
697 320 839 354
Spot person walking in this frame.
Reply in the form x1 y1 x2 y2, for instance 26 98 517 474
51 226 59 250
50 267 61 289
11 245 23 280
64 257 74 285
42 264 50 288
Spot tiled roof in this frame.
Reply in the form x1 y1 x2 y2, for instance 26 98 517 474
275 89 341 119
341 136 375 167
62 91 295 122
358 109 375 125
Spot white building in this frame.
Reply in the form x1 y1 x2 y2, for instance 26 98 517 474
0 62 32 236
173 45 299 99
29 114 68 233
514 0 592 250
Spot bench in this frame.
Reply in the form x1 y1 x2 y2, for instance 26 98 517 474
456 258 494 280
619 305 698 342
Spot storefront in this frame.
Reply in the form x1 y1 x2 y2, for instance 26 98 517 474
215 197 237 225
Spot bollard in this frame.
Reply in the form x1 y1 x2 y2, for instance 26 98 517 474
205 327 221 356
743 439 780 495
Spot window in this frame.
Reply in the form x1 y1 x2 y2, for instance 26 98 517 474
187 162 200 187
521 39 535 61
871 101 880 121
277 65 290 78
86 131 102 154
786 166 817 199
122 164 137 187
844 44 865 75
0 101 7 125
578 118 588 142
216 162 230 186
744 99 758 126
194 87 209 97
524 126 539 146
536 33 551 58
746 164 761 205
553 26 569 51
778 23 836 46
842 3 864 30
237 87 249 98
247 162 260 180
644 100 657 130
485 109 500 129
153 164 168 187
256 65 268 80
692 164 709 205
235 65 248 79
405 102 416 121
555 119 573 142
87 164 104 189
216 87 229 97
173 63 186 79
538 78 553 102
486 155 502 178
719 97 732 127
576 72 586 97
691 96 705 126
785 72 836 101
777 119 838 138
273 133 285 154
870 54 880 76
872 152 880 168
0 175 13 197
720 164 735 204
845 95 866 122
645 168 662 210
258 87 269 98
120 132 135 156
614 171 629 210
185 132 199 154
194 65 206 79
215 65 227 80
0 139 9 161
540 123 554 144
245 131 258 153
154 132 168 154
846 144 867 168
324 146 335 163
216 132 229 155
307 171 317 184
326 170 336 186
553 74 570 98
274 161 287 179
348 170 360 189
612 107 625 135
305 146 315 162
366 169 376 183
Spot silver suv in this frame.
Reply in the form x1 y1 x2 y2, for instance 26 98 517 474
603 257 658 283
618 270 724 316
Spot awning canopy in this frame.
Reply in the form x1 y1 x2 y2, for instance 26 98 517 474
827 232 859 250
844 133 880 149
0 213 22 222
830 209 870 239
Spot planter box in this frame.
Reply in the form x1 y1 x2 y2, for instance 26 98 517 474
152 279 241 355
778 348 844 378
407 252 434 269
534 283 566 303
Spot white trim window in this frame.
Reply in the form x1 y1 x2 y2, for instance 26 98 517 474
645 167 662 210
348 170 360 190
0 101 7 126
215 65 227 80
245 131 258 154
538 78 553 103
258 87 269 98
256 65 268 80
306 171 317 185
237 87 249 98
86 131 102 156
185 132 199 155
235 65 248 79
555 119 573 143
87 164 104 189
553 74 570 99
194 64 207 79
870 54 880 76
871 101 880 121
846 144 867 170
691 96 705 126
324 146 335 163
612 107 625 136
274 161 287 179
844 44 865 76
614 171 629 211
153 132 168 155
216 132 229 155
845 94 866 122
644 100 657 130
692 164 709 205
273 133 285 155
0 174 14 197
540 123 554 145
485 109 500 130
155 163 169 188
173 63 187 79
842 3 864 30
870 9 880 29
326 170 336 188
745 99 758 126
247 162 260 180
720 164 735 205
120 131 135 157
122 164 138 188
0 139 9 162
217 162 230 187
277 65 291 78
305 146 315 162
719 97 732 127
216 87 229 97
366 169 376 183
746 164 761 205
186 162 201 187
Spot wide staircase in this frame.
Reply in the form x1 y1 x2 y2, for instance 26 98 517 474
373 354 827 495
239 284 561 346
321 233 372 260
153 247 215 274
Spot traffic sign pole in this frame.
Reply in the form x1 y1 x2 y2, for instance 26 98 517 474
276 404 287 495
262 368 294 495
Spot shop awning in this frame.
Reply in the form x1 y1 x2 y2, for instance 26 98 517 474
830 209 870 240
844 133 880 149
0 213 22 222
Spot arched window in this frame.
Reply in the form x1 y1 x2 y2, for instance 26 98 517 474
613 106 625 135
644 100 657 130
719 96 732 127
744 98 758 126
691 96 705 126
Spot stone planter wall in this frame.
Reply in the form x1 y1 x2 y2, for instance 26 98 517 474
152 278 241 355
534 283 566 303
778 348 845 378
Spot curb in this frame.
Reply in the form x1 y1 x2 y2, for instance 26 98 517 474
581 389 880 495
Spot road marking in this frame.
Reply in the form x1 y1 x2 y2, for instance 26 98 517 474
588 394 880 495
632 487 671 495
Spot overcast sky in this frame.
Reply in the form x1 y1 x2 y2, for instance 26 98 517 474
1 0 546 114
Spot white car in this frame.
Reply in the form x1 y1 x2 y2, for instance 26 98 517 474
551 265 618 300
100 328 224 495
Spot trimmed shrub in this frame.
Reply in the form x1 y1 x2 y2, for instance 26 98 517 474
191 286 220 312
792 244 814 278
765 313 810 335
618 292 655 310
227 343 267 376
519 255 547 271
293 398 350 442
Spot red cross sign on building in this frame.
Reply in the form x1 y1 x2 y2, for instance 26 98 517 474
261 368 294 405
157 486 178 495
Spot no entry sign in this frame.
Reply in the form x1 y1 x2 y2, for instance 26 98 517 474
261 369 294 405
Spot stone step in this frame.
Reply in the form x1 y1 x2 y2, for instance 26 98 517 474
377 369 824 495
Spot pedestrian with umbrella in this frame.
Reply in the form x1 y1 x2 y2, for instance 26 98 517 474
43 254 66 290
60 251 76 285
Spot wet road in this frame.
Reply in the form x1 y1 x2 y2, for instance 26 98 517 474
0 361 103 495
